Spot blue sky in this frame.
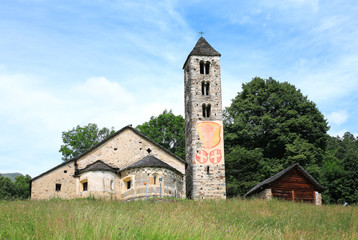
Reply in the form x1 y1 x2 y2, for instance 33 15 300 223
1 0 358 177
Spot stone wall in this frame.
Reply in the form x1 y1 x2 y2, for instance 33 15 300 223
77 171 119 200
31 162 76 199
76 129 185 175
257 189 272 200
315 191 322 205
120 167 185 201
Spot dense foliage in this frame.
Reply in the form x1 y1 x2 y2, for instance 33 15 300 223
59 123 115 161
0 174 31 200
322 133 358 204
136 110 185 159
224 77 330 197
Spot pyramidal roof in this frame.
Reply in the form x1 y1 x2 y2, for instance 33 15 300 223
188 37 221 57
183 37 221 68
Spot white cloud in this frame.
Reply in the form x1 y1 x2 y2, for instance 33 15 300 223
0 72 184 176
326 110 348 126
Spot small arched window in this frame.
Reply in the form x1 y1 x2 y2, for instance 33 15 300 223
206 166 210 174
201 82 210 95
202 104 211 118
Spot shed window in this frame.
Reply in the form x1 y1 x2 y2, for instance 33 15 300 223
202 104 211 118
55 183 61 192
201 82 210 95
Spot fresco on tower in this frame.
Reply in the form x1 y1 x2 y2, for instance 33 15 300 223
195 121 224 164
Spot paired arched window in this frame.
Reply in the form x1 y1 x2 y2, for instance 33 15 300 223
202 82 210 95
200 61 210 74
202 104 211 118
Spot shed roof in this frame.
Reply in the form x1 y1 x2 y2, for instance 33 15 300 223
121 155 182 175
244 163 325 197
183 37 221 69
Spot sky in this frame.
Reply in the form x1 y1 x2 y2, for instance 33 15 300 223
1 0 358 177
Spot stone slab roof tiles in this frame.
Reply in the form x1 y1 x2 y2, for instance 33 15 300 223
183 37 221 69
121 155 182 174
76 160 119 174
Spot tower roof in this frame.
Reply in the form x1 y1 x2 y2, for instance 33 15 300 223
183 37 221 69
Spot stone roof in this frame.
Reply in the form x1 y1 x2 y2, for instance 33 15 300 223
121 155 182 174
76 160 119 175
183 37 221 69
244 163 325 197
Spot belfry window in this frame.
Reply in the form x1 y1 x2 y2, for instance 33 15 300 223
202 82 210 95
200 61 210 74
202 104 211 118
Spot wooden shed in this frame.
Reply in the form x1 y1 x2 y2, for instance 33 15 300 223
244 163 325 205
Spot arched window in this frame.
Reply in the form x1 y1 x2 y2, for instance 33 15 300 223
202 104 211 118
201 82 210 95
200 61 210 74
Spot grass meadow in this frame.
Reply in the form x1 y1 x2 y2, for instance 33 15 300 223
0 198 357 240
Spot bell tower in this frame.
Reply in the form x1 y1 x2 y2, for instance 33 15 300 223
183 37 226 199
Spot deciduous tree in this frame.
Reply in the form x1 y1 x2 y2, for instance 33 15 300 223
136 110 185 159
224 77 329 196
59 123 115 161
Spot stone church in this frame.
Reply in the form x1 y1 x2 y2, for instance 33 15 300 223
31 37 227 200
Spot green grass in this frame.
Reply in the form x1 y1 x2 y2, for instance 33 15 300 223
0 198 356 240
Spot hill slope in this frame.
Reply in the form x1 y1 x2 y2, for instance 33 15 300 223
0 173 22 182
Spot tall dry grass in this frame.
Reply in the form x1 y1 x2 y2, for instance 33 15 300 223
0 198 356 239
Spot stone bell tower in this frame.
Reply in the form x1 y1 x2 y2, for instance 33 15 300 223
183 37 226 199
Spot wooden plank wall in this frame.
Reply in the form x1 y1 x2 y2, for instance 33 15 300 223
271 169 315 203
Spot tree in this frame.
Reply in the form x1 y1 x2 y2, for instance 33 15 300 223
14 174 32 199
59 123 115 161
136 110 185 159
0 176 15 200
0 174 31 200
224 77 329 197
322 133 358 204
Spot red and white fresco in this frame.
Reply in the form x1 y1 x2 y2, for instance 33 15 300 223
195 121 224 164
